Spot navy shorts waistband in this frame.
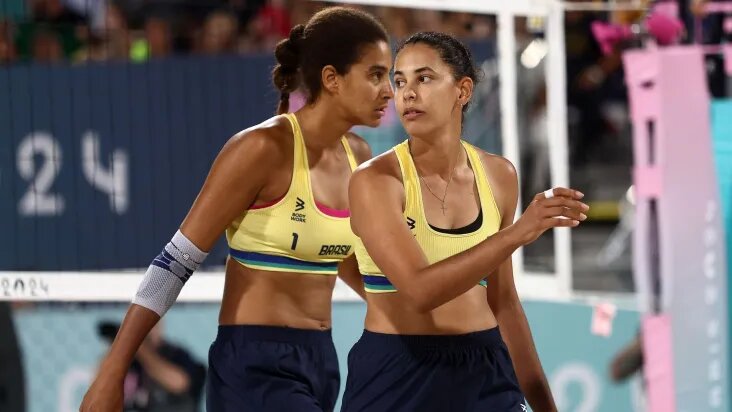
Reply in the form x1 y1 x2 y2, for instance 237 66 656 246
358 327 504 352
215 324 333 346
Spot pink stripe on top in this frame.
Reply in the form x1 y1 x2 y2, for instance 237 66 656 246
249 196 350 217
315 201 350 218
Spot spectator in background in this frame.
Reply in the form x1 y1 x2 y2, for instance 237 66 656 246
97 321 206 412
565 4 623 169
31 25 64 63
0 21 17 63
198 9 239 55
15 0 88 60
144 16 173 58
105 1 132 60
74 0 131 63
74 33 116 62
247 0 290 51
609 332 644 383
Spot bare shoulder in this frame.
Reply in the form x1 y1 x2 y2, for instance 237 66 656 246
353 148 401 181
475 149 518 184
222 115 292 165
344 131 373 165
350 149 403 197
473 148 519 220
349 149 405 232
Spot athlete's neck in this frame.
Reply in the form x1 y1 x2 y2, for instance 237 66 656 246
408 127 464 179
294 104 352 150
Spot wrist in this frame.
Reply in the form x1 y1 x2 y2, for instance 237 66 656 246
98 358 130 379
97 367 127 382
135 346 156 364
504 222 529 247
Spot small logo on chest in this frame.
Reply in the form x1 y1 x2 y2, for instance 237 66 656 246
291 197 306 222
406 217 416 230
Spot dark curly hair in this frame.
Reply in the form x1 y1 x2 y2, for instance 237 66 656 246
272 7 388 114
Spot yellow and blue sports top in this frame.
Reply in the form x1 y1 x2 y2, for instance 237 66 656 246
355 139 502 293
226 113 358 275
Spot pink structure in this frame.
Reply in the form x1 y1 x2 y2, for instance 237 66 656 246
624 46 729 412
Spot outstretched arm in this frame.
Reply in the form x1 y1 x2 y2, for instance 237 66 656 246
349 155 587 313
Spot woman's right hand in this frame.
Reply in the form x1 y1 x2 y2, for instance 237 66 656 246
511 187 589 245
79 374 124 412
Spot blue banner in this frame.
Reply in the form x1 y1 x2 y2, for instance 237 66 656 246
1 56 279 270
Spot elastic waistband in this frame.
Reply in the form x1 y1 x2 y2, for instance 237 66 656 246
358 327 503 352
216 324 333 346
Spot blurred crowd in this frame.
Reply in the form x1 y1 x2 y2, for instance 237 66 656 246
0 0 639 197
0 0 499 64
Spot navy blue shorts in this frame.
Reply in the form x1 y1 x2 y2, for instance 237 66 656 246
341 327 526 412
206 325 340 412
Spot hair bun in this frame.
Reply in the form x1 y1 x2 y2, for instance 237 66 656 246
274 24 305 72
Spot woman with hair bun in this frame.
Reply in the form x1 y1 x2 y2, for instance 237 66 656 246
80 7 393 412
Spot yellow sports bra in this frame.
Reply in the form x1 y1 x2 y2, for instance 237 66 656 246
226 113 358 275
355 139 502 292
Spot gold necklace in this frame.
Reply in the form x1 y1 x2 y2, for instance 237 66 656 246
411 143 461 215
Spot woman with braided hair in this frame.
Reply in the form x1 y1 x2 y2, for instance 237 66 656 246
80 7 393 412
